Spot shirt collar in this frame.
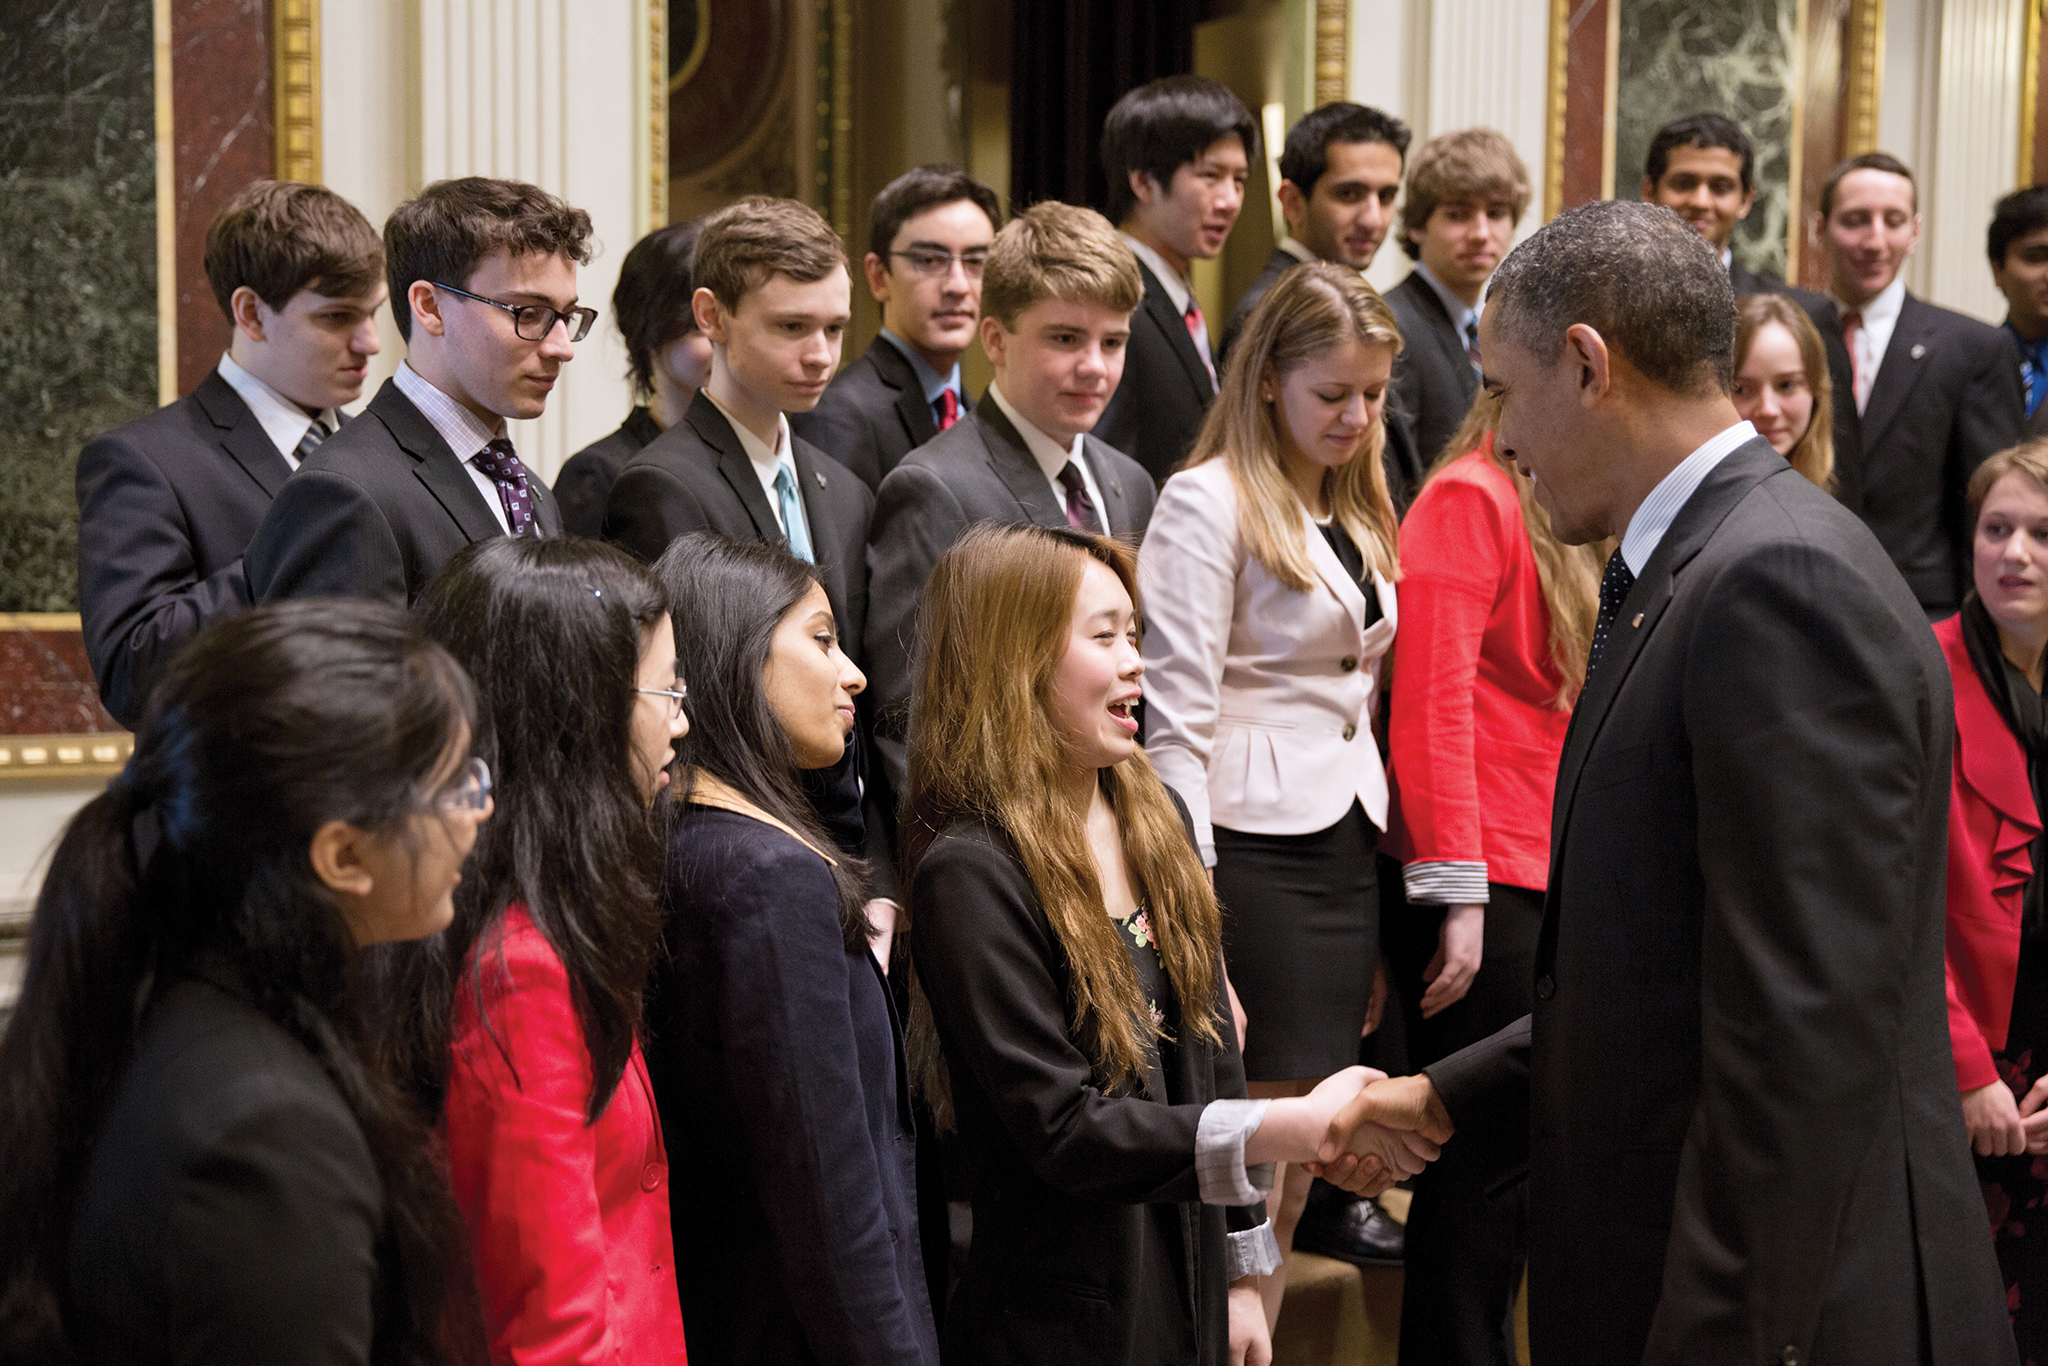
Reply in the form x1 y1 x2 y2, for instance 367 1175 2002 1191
1834 274 1905 325
215 352 337 463
1414 263 1481 334
986 381 1084 482
1121 233 1192 314
1277 237 1318 266
878 328 962 406
1720 246 1733 271
392 361 502 462
1618 420 1758 576
703 389 792 476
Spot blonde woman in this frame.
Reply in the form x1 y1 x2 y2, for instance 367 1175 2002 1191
1731 292 1835 491
1137 260 1405 1324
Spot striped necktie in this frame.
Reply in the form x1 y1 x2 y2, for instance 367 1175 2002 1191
295 415 331 464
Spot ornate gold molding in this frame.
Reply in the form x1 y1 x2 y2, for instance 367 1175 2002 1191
1313 0 1347 108
647 0 669 230
829 0 853 237
154 0 175 406
273 0 320 183
1842 0 1883 157
1544 0 1569 220
2023 0 2043 186
0 735 133 779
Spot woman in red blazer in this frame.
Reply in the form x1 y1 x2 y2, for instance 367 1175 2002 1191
1381 393 1604 1366
402 536 693 1364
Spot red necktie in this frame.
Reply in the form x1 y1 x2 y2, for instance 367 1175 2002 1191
936 389 959 431
1841 310 1865 414
1185 298 1217 391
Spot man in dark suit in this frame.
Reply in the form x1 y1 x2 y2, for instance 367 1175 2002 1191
1327 201 2015 1366
1786 153 2023 616
1386 129 1528 472
76 181 386 726
1990 185 2048 440
247 178 589 606
1090 75 1258 484
1642 112 1783 297
790 166 1001 491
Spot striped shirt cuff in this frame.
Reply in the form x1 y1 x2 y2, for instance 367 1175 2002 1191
1196 1098 1272 1207
1402 860 1490 906
1228 1222 1284 1279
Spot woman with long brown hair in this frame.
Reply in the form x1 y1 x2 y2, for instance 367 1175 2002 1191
1731 292 1835 491
905 524 1433 1366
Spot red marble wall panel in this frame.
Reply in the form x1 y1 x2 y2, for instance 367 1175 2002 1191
1560 0 1610 212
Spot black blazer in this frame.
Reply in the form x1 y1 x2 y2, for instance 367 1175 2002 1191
67 968 386 1365
2029 391 2048 440
1727 260 1783 297
1386 270 1480 474
554 405 660 538
75 372 295 728
1788 286 2022 613
791 337 963 492
911 815 1267 1366
1217 245 1295 370
647 802 939 1366
1091 258 1218 485
1427 440 2012 1366
245 377 561 607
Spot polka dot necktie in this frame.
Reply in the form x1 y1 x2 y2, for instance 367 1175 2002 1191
1057 461 1103 534
471 438 536 536
1587 550 1636 678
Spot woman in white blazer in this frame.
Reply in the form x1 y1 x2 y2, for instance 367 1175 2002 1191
1137 261 1403 1328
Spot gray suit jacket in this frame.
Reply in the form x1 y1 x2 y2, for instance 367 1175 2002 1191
790 336 963 492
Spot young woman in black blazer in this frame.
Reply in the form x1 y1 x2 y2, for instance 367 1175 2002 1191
904 523 1435 1366
0 600 489 1365
644 531 939 1366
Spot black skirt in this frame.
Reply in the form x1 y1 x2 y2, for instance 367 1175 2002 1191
1212 801 1378 1080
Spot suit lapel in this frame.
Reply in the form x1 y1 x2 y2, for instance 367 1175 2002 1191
1859 293 1936 450
792 437 850 599
1302 510 1370 627
1080 437 1136 538
867 337 940 449
1407 277 1477 396
972 404 1069 526
192 371 295 497
688 395 782 543
1139 262 1215 400
366 381 506 543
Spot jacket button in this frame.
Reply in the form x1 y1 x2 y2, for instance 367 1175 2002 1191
1342 722 1357 741
1535 975 1554 1000
641 1163 663 1192
1340 655 1358 672
1781 1349 1800 1366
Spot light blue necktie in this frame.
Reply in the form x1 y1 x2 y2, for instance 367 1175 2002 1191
774 463 814 563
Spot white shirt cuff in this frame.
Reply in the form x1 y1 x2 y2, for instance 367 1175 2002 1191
1197 1098 1272 1207
1228 1223 1283 1279
1402 860 1490 905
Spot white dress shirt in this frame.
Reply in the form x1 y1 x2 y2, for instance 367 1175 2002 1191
1834 276 1906 416
1122 233 1218 383
391 362 513 534
1619 420 1759 575
215 352 337 470
984 382 1111 524
703 390 812 549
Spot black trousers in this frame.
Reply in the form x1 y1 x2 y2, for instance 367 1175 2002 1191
1381 881 1544 1366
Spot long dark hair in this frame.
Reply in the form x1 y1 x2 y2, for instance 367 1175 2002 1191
0 600 479 1365
402 535 670 1121
651 532 872 947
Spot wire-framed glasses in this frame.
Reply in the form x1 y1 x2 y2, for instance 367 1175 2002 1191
636 682 689 717
434 756 493 815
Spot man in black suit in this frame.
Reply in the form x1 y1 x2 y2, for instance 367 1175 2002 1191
1642 112 1783 297
790 166 1001 491
76 181 386 726
247 178 587 606
1386 129 1528 471
1990 185 2048 440
1786 153 2023 616
1090 75 1257 484
1328 201 2015 1366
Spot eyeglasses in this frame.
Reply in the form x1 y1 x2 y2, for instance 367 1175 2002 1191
890 248 989 279
432 282 598 342
636 682 689 717
434 756 493 815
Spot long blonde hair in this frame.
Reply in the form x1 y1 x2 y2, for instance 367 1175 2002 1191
1733 293 1835 493
1186 261 1403 590
904 524 1224 1123
1426 390 1606 706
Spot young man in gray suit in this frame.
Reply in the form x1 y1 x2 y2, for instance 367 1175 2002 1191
76 180 385 726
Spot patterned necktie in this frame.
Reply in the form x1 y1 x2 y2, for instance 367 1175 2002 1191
2012 326 2048 418
1463 316 1483 377
1184 298 1218 392
774 463 814 563
294 415 331 464
470 438 536 536
1587 551 1637 678
936 388 960 431
1841 310 1868 416
1056 460 1103 534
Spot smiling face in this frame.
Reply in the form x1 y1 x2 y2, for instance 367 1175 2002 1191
1129 135 1250 267
630 614 689 805
1413 196 1517 301
1481 308 1613 545
1644 144 1753 252
699 268 851 418
1975 469 2048 638
867 198 997 364
1730 319 1815 457
231 282 387 412
1821 168 1920 308
762 581 865 770
1048 557 1144 774
982 296 1132 444
1993 224 2048 339
1285 139 1405 271
406 249 580 425
1266 336 1394 500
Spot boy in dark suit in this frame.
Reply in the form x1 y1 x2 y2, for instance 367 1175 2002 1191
1989 185 2048 440
1089 75 1258 485
1641 112 1782 297
246 177 589 606
791 165 1001 491
76 180 385 727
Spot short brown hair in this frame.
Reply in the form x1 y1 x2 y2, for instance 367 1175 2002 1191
979 201 1143 330
1399 129 1532 261
1968 438 2048 520
203 180 384 320
1818 151 1916 221
385 178 593 341
694 196 847 313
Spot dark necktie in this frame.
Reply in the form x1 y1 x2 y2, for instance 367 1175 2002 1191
1463 317 1483 376
1185 298 1217 392
295 415 331 464
1587 550 1636 677
1057 460 1103 534
471 438 536 536
935 389 960 431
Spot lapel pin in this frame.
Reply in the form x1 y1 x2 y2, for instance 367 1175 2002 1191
1632 612 1643 628
815 471 826 488
1910 343 1926 360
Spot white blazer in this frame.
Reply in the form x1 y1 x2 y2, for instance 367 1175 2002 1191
1137 458 1397 866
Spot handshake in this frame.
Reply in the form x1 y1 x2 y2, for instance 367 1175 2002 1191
1294 1068 1455 1199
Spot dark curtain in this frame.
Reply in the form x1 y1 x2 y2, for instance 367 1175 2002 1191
1009 0 1202 215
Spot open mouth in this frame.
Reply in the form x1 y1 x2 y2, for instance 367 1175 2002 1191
1107 697 1140 733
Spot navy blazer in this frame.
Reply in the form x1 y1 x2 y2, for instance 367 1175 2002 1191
646 798 939 1366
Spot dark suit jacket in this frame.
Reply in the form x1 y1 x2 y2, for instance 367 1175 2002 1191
245 377 561 607
1218 245 1297 369
648 802 939 1366
554 405 660 538
791 337 964 492
1427 439 2013 1366
67 968 386 1365
1387 271 1481 476
75 372 295 728
1788 287 2022 613
2030 395 2048 440
1092 258 1218 485
1728 261 1784 297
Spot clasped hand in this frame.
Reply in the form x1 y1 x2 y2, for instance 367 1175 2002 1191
1300 1072 1455 1197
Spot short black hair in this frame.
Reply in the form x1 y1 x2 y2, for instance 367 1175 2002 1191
1278 103 1410 197
1100 75 1259 225
1644 112 1755 194
1818 151 1916 221
613 220 702 397
867 164 1002 262
1989 186 2048 267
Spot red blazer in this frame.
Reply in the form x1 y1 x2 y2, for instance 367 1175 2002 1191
445 905 689 1365
1386 448 1571 894
1935 615 2040 1092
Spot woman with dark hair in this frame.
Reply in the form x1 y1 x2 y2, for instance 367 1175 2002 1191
555 219 711 536
906 522 1436 1366
0 599 486 1366
408 535 691 1364
644 530 938 1366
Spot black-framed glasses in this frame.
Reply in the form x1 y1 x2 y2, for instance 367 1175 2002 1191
635 682 689 717
433 282 598 342
890 248 988 279
434 756 493 815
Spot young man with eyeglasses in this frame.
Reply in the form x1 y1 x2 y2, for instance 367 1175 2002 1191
246 177 591 607
790 165 1002 491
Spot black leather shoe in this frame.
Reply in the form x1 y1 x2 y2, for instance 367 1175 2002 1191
1291 1179 1404 1267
